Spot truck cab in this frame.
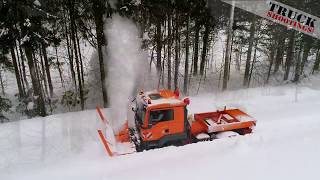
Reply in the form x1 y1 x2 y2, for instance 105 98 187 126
133 89 190 150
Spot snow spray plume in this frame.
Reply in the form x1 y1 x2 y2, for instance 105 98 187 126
104 15 147 131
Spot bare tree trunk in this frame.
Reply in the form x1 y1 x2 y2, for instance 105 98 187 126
15 45 25 93
193 21 200 76
149 49 154 73
243 17 255 87
190 43 194 75
174 11 180 89
274 36 285 73
39 48 49 98
75 29 85 86
24 44 46 116
162 49 166 87
41 43 53 97
69 0 84 110
0 69 5 95
15 24 28 91
228 34 234 81
210 39 215 73
248 40 258 87
10 45 24 98
17 39 29 90
239 46 242 65
37 60 47 108
284 30 295 81
293 41 303 82
312 49 320 74
162 19 166 87
93 2 109 107
55 47 65 89
167 14 172 90
235 45 241 72
156 20 162 74
266 41 276 84
20 52 28 90
33 51 45 99
300 44 311 74
183 14 190 95
64 10 77 90
223 3 235 90
200 23 210 76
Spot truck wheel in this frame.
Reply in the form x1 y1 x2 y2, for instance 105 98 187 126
136 144 143 152
172 140 185 147
237 128 252 135
136 141 147 152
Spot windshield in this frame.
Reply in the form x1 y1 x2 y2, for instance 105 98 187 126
149 109 174 125
149 93 162 100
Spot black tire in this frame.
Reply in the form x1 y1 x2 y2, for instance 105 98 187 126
136 141 146 152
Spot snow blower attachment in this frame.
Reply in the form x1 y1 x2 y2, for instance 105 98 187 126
96 89 256 157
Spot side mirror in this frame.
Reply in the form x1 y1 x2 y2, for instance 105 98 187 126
183 98 190 105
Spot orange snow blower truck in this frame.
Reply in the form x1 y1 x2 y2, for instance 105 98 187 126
96 89 256 156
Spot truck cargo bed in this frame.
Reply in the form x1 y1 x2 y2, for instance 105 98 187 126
190 109 256 136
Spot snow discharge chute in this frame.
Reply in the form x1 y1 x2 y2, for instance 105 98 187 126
221 0 320 39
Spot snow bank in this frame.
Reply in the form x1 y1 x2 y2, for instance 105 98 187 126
1 85 320 180
104 14 148 130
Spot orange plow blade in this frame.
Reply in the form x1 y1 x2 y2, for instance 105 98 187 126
97 129 113 157
96 107 135 157
96 106 116 157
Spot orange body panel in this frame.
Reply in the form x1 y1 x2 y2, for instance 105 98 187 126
159 89 176 98
190 121 207 136
115 121 130 143
140 105 185 142
146 102 186 112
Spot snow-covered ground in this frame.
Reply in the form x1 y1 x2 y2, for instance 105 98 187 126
1 83 320 180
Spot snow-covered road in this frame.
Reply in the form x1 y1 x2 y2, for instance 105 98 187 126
1 85 320 180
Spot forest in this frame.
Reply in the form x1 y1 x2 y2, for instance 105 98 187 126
1 0 320 121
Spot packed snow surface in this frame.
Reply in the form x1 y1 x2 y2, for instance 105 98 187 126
1 85 320 180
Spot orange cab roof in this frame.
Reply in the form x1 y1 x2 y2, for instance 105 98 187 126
138 89 186 109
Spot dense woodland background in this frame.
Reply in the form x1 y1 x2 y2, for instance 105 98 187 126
1 0 320 121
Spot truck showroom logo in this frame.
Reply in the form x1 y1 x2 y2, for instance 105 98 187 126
267 1 316 33
220 0 320 39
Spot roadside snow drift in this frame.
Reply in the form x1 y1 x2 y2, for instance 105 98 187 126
1 85 320 180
